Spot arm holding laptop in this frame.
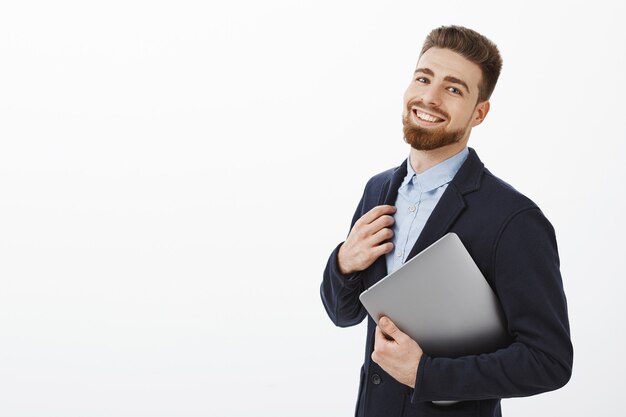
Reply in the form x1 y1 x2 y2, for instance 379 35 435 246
370 208 573 403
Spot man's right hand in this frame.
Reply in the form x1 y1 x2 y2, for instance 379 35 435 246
337 205 396 275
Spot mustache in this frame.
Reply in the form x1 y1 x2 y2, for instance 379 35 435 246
406 100 450 121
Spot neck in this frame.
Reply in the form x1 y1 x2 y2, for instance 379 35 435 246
409 142 468 174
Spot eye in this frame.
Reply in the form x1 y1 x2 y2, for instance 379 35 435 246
447 86 462 95
415 76 429 84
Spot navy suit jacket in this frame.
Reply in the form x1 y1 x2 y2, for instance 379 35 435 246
321 148 573 417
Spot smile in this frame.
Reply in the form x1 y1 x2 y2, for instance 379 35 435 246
411 108 446 125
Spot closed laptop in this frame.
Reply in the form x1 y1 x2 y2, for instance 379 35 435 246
359 233 509 358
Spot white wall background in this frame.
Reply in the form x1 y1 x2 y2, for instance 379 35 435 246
1 1 624 416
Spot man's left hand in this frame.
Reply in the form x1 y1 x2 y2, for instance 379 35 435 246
371 316 423 388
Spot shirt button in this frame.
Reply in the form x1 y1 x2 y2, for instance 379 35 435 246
396 250 402 257
371 373 381 385
409 205 416 212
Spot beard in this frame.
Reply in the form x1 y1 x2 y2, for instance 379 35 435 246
402 104 467 151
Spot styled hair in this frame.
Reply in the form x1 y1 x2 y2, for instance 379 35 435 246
421 25 503 102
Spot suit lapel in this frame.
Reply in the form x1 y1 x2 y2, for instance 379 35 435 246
366 160 408 284
405 184 465 259
405 147 484 260
367 148 484 282
378 161 408 206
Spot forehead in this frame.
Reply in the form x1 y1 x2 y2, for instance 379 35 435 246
416 47 483 91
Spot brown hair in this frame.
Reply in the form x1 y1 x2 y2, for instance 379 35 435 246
421 26 503 102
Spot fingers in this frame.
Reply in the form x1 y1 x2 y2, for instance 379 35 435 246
372 316 399 364
353 205 395 252
374 318 394 345
368 214 395 235
357 205 396 226
338 205 396 275
354 215 393 249
372 318 423 387
371 221 393 237
362 209 395 245
371 241 394 258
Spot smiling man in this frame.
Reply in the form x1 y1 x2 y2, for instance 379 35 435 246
321 26 572 417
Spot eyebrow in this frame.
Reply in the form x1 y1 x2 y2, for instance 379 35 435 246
414 67 471 94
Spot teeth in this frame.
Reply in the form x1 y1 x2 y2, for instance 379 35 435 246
415 111 442 122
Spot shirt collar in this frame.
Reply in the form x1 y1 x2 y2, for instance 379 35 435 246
401 148 470 193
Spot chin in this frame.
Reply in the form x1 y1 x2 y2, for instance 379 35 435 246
403 123 465 151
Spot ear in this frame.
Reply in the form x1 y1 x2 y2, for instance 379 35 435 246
470 100 490 127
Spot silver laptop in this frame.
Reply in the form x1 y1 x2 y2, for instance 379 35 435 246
359 233 509 358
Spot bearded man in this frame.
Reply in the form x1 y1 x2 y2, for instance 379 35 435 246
320 25 572 417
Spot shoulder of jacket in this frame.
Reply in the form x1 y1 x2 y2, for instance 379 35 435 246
364 167 397 191
479 168 538 210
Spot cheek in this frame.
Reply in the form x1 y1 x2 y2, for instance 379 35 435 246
450 104 475 124
403 85 419 103
402 95 411 115
402 88 420 113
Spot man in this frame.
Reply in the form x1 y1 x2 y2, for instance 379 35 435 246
320 26 573 417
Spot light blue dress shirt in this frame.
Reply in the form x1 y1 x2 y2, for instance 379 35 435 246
385 148 469 274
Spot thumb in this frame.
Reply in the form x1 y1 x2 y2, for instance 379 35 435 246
379 316 400 338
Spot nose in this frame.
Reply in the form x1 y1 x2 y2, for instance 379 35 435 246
419 86 442 107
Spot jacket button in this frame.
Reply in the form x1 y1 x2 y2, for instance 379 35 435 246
371 373 381 385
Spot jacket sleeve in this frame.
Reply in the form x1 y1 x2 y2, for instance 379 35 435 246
320 185 370 328
411 207 573 402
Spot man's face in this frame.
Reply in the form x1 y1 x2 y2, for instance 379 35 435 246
402 47 487 151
